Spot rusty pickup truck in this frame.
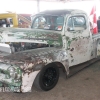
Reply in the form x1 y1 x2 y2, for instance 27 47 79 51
0 9 100 92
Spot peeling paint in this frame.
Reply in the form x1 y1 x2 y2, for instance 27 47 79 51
21 70 40 92
0 47 68 92
0 28 63 47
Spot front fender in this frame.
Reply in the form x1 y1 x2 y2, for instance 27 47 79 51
20 48 69 92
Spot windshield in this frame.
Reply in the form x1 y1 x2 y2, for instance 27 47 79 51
32 15 64 31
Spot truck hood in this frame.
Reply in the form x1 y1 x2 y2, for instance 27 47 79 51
0 28 62 46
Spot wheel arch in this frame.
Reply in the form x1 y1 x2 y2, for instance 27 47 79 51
33 61 69 91
43 61 69 77
53 61 69 76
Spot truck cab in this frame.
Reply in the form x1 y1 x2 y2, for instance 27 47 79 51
31 10 94 66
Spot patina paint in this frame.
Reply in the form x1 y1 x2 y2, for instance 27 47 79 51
0 28 62 46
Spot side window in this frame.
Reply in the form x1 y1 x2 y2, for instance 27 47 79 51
67 16 86 31
73 17 86 27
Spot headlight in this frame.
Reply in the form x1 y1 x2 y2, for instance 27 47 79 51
7 67 17 79
7 66 21 80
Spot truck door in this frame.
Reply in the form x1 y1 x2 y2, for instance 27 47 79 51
65 14 91 66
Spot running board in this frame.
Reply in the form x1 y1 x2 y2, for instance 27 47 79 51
68 58 100 77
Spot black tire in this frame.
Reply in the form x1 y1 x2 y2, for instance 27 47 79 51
34 63 59 91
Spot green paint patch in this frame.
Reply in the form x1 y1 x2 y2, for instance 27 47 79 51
66 37 80 49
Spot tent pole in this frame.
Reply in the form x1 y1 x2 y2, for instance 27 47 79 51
37 0 40 13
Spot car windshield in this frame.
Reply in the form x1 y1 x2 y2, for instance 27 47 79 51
32 15 64 31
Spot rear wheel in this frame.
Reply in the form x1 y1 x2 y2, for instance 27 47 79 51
34 63 59 91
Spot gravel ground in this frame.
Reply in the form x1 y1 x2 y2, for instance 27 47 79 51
0 61 100 100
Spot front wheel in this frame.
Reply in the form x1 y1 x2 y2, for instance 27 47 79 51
34 63 59 91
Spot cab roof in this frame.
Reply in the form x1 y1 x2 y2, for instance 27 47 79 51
36 9 86 16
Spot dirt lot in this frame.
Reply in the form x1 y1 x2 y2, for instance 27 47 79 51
0 61 100 100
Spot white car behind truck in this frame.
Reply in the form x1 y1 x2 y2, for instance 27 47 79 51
0 9 100 92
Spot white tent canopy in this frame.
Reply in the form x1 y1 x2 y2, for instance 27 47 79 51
0 0 100 16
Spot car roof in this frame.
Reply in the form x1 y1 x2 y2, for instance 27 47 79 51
35 9 86 16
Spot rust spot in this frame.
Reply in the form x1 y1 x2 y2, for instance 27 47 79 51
71 59 74 63
70 48 74 51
